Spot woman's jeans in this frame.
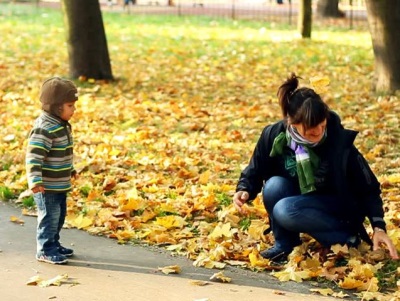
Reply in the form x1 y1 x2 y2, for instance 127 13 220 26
262 176 351 251
34 192 67 256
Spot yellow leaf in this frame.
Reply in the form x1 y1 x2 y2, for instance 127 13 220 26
158 265 181 274
339 277 364 289
121 198 145 211
273 267 310 282
209 222 232 240
189 280 210 286
332 291 349 298
26 275 42 286
155 216 186 229
73 214 93 229
247 219 269 240
10 215 24 225
310 288 334 296
198 170 211 185
248 249 270 268
210 271 231 283
358 277 379 292
330 243 349 254
140 209 156 223
193 253 226 269
38 274 69 287
309 76 330 93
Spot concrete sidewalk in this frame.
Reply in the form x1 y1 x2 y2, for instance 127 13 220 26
0 201 336 301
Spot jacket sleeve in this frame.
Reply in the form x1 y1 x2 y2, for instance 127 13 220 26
236 126 273 201
346 145 386 230
25 128 52 189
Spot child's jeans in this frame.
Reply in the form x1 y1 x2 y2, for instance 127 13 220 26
262 176 352 251
33 192 67 256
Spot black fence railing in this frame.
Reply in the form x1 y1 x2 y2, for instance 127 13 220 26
5 0 368 29
108 0 368 29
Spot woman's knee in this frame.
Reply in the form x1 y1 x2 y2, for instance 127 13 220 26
273 199 299 230
262 176 296 211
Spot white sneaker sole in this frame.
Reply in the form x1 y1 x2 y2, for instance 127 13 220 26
36 257 68 264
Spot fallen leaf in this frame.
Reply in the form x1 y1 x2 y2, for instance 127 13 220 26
310 288 334 296
209 271 231 283
10 216 24 225
158 265 181 274
189 280 210 286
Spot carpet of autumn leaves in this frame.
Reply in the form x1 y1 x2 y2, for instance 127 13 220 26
1 3 400 300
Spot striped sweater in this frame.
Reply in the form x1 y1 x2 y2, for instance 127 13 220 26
26 111 75 193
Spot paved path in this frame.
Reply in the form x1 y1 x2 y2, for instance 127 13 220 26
0 201 337 301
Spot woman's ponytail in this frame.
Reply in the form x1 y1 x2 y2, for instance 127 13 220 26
277 73 300 118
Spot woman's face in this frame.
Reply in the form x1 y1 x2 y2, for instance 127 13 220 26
291 119 327 143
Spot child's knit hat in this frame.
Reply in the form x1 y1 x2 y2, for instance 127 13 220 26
40 77 78 117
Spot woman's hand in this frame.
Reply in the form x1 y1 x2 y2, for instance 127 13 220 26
233 191 249 214
373 228 399 259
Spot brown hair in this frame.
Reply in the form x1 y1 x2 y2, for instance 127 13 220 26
277 73 329 130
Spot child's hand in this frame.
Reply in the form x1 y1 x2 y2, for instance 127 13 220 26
32 186 45 193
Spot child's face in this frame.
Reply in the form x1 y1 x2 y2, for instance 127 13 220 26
59 101 76 121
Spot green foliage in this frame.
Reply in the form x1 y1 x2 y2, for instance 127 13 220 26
79 185 91 197
0 186 14 201
376 260 400 291
21 195 35 209
216 192 231 207
239 217 252 231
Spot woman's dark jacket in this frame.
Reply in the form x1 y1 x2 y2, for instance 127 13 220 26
236 111 386 244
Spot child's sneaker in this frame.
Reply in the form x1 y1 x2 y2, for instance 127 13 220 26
58 246 74 257
36 253 68 264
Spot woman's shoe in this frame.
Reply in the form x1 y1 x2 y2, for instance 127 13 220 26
260 246 291 262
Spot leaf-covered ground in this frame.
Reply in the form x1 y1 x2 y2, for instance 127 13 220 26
0 4 399 300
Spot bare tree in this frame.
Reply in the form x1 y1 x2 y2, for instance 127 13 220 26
316 0 344 18
365 0 400 93
298 0 312 38
62 0 113 80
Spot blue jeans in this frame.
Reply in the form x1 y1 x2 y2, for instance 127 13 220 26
34 192 67 256
262 176 351 251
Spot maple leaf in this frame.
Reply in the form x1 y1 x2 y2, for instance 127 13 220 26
193 253 226 269
10 215 24 225
248 249 270 268
309 288 334 296
189 280 210 286
339 276 364 289
158 265 181 274
247 219 269 241
209 271 231 283
309 76 330 94
208 222 232 240
155 216 186 229
26 275 42 286
27 274 73 287
273 266 311 282
67 214 93 229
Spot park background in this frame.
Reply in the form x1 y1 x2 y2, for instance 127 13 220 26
0 0 399 300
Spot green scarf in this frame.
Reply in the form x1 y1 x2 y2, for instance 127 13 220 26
270 131 320 194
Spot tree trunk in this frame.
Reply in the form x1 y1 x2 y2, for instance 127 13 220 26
298 0 312 38
62 0 113 80
316 0 344 18
365 0 400 93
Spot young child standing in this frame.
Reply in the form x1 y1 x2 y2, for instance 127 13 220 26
26 77 78 264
